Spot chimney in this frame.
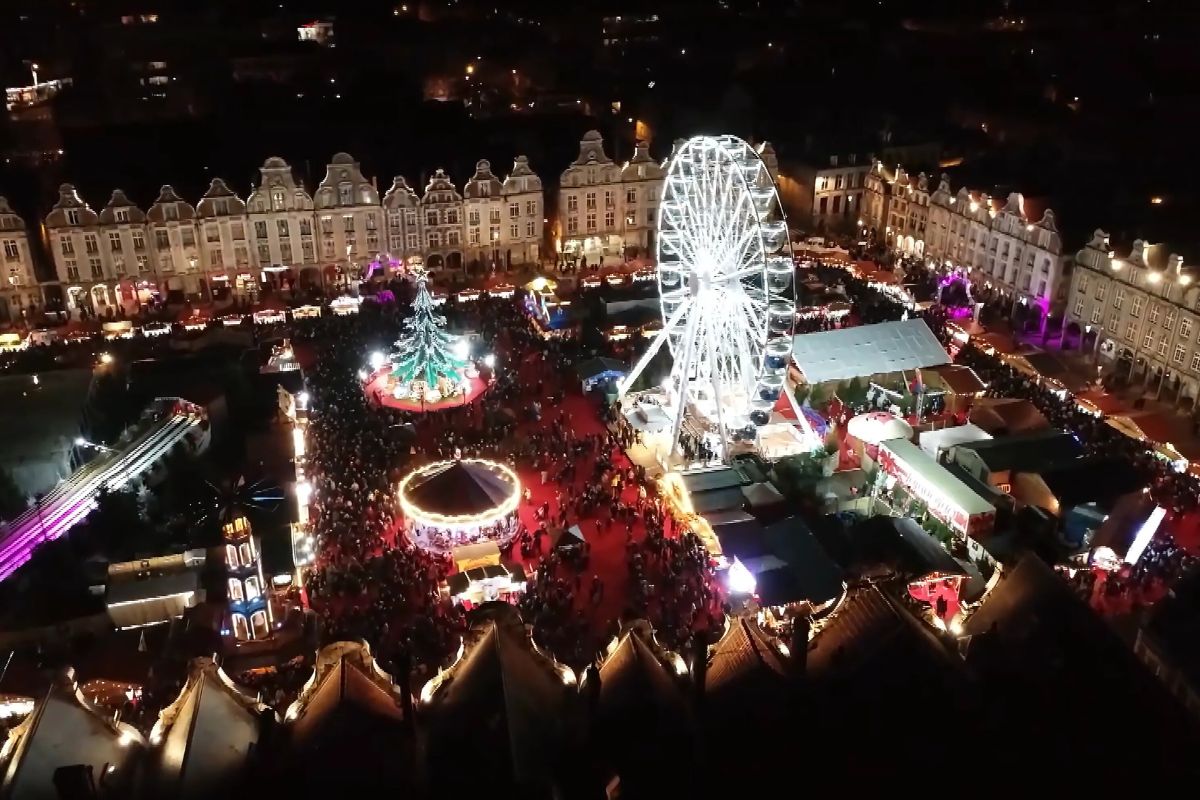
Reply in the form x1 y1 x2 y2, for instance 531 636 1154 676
789 616 810 682
396 647 415 723
53 766 97 800
690 635 707 706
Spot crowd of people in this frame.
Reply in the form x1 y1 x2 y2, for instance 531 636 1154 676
291 283 726 678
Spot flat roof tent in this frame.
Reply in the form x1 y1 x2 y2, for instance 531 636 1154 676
791 319 949 384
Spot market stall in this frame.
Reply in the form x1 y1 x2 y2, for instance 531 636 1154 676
443 563 527 607
847 411 913 470
878 437 996 542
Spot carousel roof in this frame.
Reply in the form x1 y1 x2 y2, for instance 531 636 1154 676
402 460 518 518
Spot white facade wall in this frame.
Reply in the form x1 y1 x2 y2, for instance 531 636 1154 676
1066 233 1196 404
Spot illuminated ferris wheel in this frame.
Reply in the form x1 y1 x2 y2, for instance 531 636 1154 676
619 134 796 459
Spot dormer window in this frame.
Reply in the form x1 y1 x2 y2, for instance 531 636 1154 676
66 209 80 225
115 209 129 223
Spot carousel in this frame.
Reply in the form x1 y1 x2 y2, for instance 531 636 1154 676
398 459 522 554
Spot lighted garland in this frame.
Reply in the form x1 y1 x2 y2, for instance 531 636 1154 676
397 459 522 530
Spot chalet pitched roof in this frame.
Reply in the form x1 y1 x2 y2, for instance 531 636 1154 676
150 658 270 800
0 674 145 799
420 612 574 788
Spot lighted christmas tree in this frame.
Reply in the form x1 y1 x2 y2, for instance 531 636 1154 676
387 273 469 400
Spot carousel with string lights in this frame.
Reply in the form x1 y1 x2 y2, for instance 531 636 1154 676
397 459 523 554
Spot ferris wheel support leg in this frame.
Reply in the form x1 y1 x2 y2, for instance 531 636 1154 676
705 326 731 463
617 301 689 399
667 311 701 459
785 373 819 447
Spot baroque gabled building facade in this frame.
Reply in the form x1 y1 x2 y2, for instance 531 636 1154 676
419 169 465 272
1065 233 1197 406
313 152 382 276
862 162 930 256
246 157 318 284
0 197 42 322
926 177 1066 316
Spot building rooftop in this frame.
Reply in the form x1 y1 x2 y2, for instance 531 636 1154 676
952 429 1083 473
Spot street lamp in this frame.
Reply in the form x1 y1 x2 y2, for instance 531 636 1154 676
74 436 117 455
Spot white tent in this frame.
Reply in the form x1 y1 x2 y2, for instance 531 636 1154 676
791 319 949 384
918 423 992 461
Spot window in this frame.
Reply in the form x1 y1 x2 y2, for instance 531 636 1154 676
280 243 292 263
206 225 219 243
1192 351 1200 372
155 229 171 250
160 255 173 272
84 234 99 255
605 211 615 228
89 258 103 278
227 578 244 603
406 233 418 250
1073 298 1084 318
447 210 459 225
1181 317 1194 340
232 613 249 642
405 211 417 228
257 243 270 262
1095 282 1106 301
339 183 353 205
447 230 460 246
254 221 268 239
300 219 312 236
1108 312 1119 331
586 213 596 232
509 203 519 219
525 201 536 216
819 197 828 215
1131 295 1145 318
567 217 578 234
1158 335 1169 357
1149 304 1160 325
225 544 238 567
647 209 655 225
137 255 150 272
469 228 480 245
2 240 16 260
526 221 536 237
65 260 79 281
1091 305 1103 324
60 237 74 256
510 224 519 239
302 241 314 262
1125 322 1137 342
1174 344 1186 365
231 223 245 241
567 195 578 212
426 211 438 226
66 209 80 225
428 232 441 247
108 232 122 253
181 228 194 247
605 191 615 209
489 226 499 243
244 576 261 601
277 220 290 238
488 209 500 225
1077 274 1089 295
209 250 221 266
250 610 269 639
271 189 285 210
1143 330 1154 349
586 192 597 210
469 210 480 226
1114 288 1126 310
